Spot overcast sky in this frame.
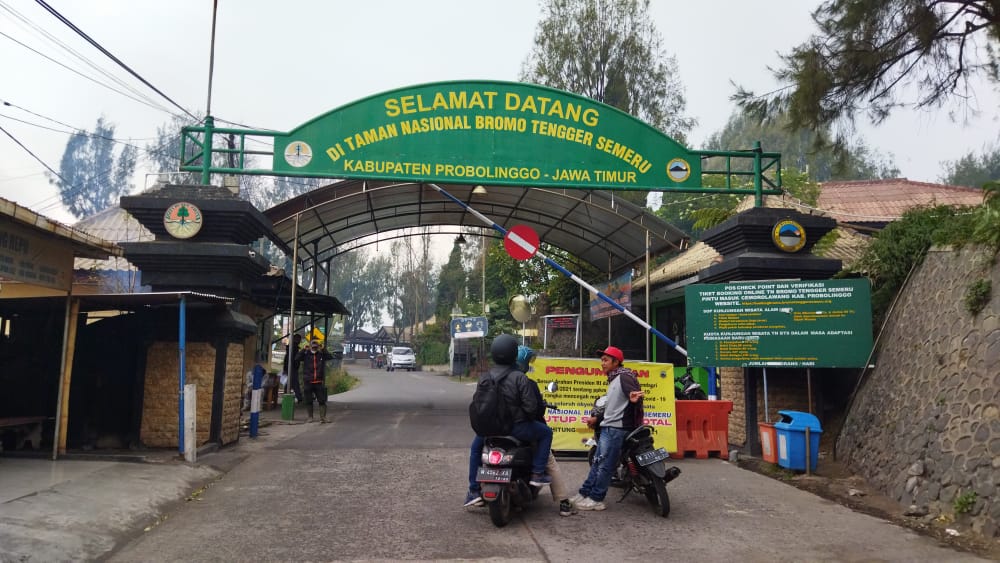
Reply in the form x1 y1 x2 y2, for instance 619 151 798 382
2 0 998 226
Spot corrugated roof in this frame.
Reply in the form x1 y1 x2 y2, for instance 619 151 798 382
0 197 119 260
264 180 690 275
72 207 153 271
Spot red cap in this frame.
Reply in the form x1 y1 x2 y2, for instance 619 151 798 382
600 346 624 362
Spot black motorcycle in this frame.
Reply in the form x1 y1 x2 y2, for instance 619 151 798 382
475 384 558 528
613 425 681 517
675 367 708 400
583 396 681 517
475 433 544 527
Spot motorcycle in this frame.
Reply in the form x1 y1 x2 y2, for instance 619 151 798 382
475 383 558 528
582 396 682 517
476 433 544 527
675 367 708 400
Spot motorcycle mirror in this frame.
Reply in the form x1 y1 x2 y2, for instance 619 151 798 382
546 381 558 393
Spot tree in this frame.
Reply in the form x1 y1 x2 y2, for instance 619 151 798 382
940 140 1000 187
386 233 436 341
435 237 468 322
146 116 320 209
48 117 137 218
326 250 394 336
145 114 202 185
656 168 822 236
703 111 900 181
521 0 695 207
850 204 977 327
734 1 1000 148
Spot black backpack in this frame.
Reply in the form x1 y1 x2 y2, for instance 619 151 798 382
469 368 514 436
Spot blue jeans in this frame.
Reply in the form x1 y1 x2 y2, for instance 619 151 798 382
511 420 553 474
468 435 484 492
578 426 627 502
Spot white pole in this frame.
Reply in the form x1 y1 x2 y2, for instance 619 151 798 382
184 383 196 462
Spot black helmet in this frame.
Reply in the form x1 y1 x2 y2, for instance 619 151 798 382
490 334 519 366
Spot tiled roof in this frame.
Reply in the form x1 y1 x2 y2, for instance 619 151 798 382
816 178 983 222
640 179 983 288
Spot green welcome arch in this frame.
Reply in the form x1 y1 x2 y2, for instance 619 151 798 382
181 80 782 201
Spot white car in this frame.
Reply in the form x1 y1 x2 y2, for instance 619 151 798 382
387 346 416 371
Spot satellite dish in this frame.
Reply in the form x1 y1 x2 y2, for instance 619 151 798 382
509 295 532 323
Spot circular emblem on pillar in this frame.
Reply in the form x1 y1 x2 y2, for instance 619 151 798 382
163 201 203 239
772 219 806 253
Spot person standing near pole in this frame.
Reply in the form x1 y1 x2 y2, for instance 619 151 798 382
285 333 303 403
297 339 332 423
249 355 266 438
573 345 644 511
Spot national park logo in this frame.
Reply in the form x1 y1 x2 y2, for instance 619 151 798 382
772 219 806 253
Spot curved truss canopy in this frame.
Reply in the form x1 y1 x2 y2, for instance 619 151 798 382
264 180 689 275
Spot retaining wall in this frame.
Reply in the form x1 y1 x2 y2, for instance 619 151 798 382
837 245 1000 538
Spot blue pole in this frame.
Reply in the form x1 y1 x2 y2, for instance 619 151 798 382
708 366 718 400
428 183 687 357
178 295 186 455
249 363 263 438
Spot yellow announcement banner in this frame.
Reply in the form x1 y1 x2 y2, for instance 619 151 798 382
528 357 676 452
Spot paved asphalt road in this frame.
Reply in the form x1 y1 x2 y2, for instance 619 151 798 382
107 365 987 562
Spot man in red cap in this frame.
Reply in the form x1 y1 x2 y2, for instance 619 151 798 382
572 345 644 511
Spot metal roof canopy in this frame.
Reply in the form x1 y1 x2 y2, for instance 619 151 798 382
264 180 689 275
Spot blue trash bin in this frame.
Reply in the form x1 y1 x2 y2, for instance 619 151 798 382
774 410 822 471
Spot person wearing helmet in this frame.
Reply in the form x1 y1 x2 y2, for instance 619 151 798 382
515 344 535 372
296 339 333 423
572 345 644 512
464 335 554 507
515 344 577 516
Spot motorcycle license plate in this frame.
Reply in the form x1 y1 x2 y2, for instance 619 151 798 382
477 467 512 483
635 448 670 467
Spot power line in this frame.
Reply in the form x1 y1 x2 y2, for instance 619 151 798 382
0 104 176 161
0 0 172 113
0 122 77 193
0 29 177 115
33 0 198 121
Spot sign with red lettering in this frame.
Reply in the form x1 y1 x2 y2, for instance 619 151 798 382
503 224 539 261
545 315 577 329
529 357 676 452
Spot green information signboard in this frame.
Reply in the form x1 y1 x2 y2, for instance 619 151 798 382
270 80 701 191
684 279 874 368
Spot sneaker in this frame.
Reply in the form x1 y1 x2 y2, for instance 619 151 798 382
529 473 552 487
320 417 328 424
463 490 484 507
306 417 315 423
559 499 577 516
576 497 606 511
569 493 585 504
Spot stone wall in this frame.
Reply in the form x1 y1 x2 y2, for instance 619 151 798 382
140 341 217 448
219 342 244 445
837 245 1000 538
546 327 581 357
721 367 747 445
722 367 812 450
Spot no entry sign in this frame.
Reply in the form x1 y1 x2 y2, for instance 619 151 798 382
504 225 539 260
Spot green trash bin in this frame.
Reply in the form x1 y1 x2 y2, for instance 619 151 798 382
281 393 295 421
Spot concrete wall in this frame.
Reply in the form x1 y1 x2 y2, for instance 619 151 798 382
837 245 1000 538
